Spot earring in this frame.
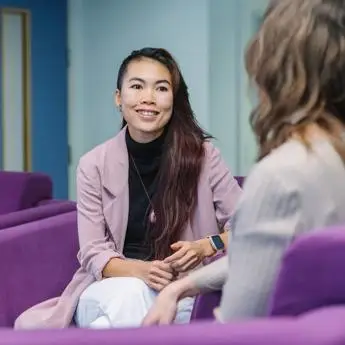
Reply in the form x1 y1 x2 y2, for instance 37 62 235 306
118 104 122 112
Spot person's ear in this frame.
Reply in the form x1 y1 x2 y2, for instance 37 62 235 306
115 89 122 111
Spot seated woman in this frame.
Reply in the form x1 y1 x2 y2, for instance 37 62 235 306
14 47 242 329
143 0 345 325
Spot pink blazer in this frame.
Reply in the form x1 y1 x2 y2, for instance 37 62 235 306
14 128 242 329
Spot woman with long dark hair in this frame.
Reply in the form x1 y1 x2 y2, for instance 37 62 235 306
143 0 345 325
14 47 241 329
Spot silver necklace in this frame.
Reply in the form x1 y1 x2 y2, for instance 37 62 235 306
129 154 154 212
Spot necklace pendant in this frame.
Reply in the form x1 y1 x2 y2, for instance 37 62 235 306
149 210 156 223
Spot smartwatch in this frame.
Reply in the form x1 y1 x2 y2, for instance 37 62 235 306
207 234 225 251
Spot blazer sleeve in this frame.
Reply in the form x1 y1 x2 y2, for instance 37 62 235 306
207 143 243 230
76 157 123 281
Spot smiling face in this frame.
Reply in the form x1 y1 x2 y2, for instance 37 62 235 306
115 57 174 143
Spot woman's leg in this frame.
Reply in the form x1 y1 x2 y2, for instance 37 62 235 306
75 277 195 328
75 277 158 328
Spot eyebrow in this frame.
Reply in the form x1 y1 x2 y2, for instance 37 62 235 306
128 77 171 85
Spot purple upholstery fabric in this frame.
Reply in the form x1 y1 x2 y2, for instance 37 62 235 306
37 199 73 206
190 290 222 321
1 307 345 344
269 227 345 316
234 175 245 187
0 212 79 327
0 171 52 215
0 201 76 230
191 254 224 321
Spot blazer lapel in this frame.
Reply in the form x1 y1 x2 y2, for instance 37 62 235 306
102 128 129 251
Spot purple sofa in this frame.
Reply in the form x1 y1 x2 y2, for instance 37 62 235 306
191 226 345 321
0 201 76 230
0 171 76 230
0 217 345 344
1 307 345 345
0 211 79 327
269 226 345 316
234 175 245 187
0 171 53 214
1 182 345 345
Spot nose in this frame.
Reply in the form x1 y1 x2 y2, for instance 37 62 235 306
140 88 156 104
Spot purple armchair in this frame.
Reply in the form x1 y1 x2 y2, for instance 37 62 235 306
234 175 245 187
1 306 345 345
0 171 53 214
1 214 345 344
0 211 79 327
0 201 76 230
191 227 345 321
0 171 77 230
269 226 345 316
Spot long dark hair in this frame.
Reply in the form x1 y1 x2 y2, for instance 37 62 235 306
246 0 345 160
116 48 211 259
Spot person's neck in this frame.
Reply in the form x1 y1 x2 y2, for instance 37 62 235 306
292 123 331 142
125 127 166 159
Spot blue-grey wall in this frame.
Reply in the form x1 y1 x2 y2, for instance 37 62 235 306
68 0 268 199
68 0 211 199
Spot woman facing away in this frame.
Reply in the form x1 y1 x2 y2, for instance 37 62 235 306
14 48 242 329
143 0 345 325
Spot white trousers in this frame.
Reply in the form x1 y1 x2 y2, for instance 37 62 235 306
74 277 194 328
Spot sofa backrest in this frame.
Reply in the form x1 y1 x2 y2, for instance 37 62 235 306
269 227 345 316
0 171 52 214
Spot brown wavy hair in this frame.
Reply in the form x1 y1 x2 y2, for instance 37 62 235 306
116 48 211 259
246 0 345 160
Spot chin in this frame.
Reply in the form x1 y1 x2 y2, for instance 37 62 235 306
137 122 164 134
140 127 163 135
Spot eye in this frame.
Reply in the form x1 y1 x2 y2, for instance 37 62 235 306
157 85 169 92
130 84 142 90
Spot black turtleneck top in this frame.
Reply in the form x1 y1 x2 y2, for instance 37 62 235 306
123 129 165 261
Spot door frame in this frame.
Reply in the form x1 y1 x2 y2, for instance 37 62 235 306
0 7 31 171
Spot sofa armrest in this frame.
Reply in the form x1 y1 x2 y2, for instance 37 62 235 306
0 211 79 327
1 307 345 345
0 201 76 230
37 199 74 206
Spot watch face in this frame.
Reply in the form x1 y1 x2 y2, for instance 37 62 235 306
212 235 224 250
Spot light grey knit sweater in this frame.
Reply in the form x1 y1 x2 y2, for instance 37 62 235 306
190 138 345 321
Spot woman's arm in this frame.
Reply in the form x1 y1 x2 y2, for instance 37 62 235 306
197 143 242 256
143 157 304 326
207 142 243 231
164 144 241 272
77 157 146 280
142 256 228 325
196 231 229 258
102 258 147 278
77 157 175 292
217 164 304 321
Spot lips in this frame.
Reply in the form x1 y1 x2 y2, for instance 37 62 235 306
136 109 159 116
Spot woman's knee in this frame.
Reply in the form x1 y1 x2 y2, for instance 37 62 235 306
75 277 156 328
